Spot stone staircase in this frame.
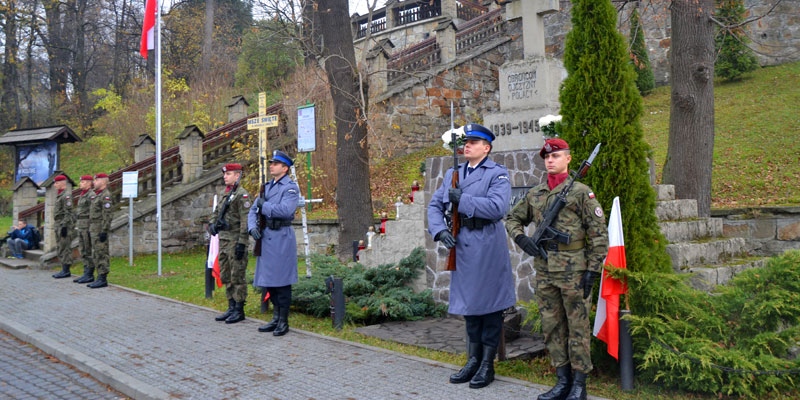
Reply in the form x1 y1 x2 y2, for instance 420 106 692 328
655 184 764 291
357 193 428 292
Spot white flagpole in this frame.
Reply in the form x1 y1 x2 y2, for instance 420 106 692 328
155 0 163 275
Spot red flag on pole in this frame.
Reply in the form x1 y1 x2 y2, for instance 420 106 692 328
140 0 156 58
593 196 628 360
207 195 222 288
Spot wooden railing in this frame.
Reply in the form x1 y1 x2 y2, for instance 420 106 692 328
456 0 487 21
355 11 388 39
394 0 442 26
18 103 284 221
387 37 441 86
455 8 504 54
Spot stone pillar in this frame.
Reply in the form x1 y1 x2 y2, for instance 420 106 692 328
43 175 73 253
12 178 40 227
441 0 457 21
505 0 558 58
367 39 394 95
177 125 205 183
435 19 457 64
227 95 249 123
385 0 398 30
132 134 156 162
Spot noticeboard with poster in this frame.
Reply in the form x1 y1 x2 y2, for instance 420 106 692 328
15 141 57 185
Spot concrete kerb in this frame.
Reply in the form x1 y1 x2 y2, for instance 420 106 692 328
0 315 171 400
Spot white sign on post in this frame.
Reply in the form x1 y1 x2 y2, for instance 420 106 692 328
297 104 316 152
121 171 139 198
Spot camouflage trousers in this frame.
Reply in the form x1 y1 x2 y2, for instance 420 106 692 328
534 270 593 373
219 240 248 302
57 229 74 265
91 232 110 275
78 229 93 270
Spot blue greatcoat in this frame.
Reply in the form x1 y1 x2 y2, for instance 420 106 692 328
427 157 516 316
247 175 300 287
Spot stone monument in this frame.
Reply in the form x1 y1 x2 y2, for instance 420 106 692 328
483 0 565 152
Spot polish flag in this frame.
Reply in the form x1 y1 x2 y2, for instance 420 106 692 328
593 196 628 360
207 195 222 287
140 0 156 58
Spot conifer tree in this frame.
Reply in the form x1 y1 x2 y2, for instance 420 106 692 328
714 0 759 81
559 0 672 279
629 8 655 95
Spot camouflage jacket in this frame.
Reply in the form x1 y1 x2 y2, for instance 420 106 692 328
89 188 113 234
75 190 92 230
210 185 250 245
55 190 76 230
506 180 608 273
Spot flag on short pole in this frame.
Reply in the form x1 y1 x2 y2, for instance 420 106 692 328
207 195 222 288
140 0 157 58
593 196 628 360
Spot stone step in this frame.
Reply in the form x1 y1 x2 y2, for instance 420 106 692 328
396 202 425 221
659 218 723 243
655 198 699 221
687 258 769 292
654 184 675 201
666 237 749 272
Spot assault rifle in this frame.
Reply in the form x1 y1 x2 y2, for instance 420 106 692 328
253 182 266 256
527 143 601 261
213 176 241 234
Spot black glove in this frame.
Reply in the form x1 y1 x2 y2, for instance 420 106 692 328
514 234 539 257
448 187 462 204
580 271 600 299
208 223 218 236
235 243 246 260
435 230 456 249
60 227 68 238
249 228 262 240
255 197 264 209
99 232 107 243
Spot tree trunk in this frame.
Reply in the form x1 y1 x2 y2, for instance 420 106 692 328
43 0 75 113
662 0 715 217
1 0 22 130
202 0 215 75
314 0 374 261
72 0 90 130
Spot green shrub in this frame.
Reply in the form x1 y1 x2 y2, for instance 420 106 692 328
626 250 800 397
293 247 446 324
715 0 759 81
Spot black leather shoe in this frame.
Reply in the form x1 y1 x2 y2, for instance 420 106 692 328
87 274 108 289
225 301 245 324
53 264 71 279
450 342 482 384
468 346 496 389
258 308 280 332
273 307 289 336
538 365 572 400
216 299 235 321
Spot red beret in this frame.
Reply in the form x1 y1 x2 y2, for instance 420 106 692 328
222 163 242 172
95 173 108 179
540 138 570 158
54 175 67 182
80 175 94 181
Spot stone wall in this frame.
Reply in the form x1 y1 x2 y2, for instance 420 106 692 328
712 206 800 256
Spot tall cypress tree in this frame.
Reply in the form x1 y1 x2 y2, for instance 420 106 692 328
629 8 655 95
559 0 672 281
715 0 759 81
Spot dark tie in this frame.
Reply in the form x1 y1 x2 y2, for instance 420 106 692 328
467 167 475 176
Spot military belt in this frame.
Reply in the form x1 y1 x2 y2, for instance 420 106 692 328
545 240 585 252
265 219 293 230
460 217 494 230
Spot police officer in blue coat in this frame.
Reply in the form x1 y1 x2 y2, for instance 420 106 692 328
248 150 300 336
427 123 515 389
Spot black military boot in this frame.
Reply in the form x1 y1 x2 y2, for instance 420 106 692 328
53 264 71 279
215 299 236 321
449 342 482 384
225 301 246 324
87 274 108 289
75 266 95 283
273 307 289 336
258 308 280 332
468 345 496 389
538 365 572 400
564 371 588 400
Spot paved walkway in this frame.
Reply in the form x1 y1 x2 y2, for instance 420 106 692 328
0 267 606 399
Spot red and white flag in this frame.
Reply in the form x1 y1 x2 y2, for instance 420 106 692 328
207 195 222 287
140 0 157 58
593 196 628 360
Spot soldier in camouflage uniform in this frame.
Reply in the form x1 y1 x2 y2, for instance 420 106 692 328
87 173 113 289
208 163 251 324
73 175 95 283
52 175 76 279
506 138 608 400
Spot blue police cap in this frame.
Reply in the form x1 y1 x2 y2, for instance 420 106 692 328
463 123 495 143
269 150 293 167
